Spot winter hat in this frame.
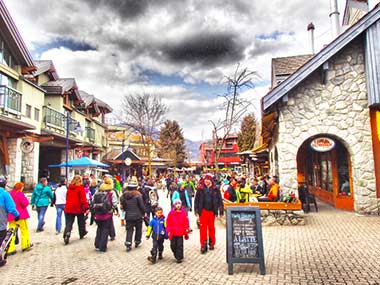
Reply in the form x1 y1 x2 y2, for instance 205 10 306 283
173 198 182 206
204 174 213 181
99 177 113 191
14 182 24 191
127 181 138 189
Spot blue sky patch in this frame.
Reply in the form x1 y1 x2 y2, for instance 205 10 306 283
256 30 295 40
32 38 96 58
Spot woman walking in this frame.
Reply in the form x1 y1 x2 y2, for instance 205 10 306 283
54 178 67 235
63 175 89 245
31 177 54 232
7 182 33 255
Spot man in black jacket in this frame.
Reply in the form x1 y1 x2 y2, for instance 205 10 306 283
194 174 223 254
120 181 146 252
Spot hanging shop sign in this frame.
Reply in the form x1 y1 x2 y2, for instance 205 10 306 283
310 137 335 152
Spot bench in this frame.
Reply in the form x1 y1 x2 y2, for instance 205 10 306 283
223 199 304 225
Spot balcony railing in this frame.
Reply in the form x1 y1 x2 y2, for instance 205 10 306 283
0 85 22 116
86 127 95 142
43 106 80 135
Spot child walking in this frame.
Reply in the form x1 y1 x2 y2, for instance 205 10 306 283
166 199 189 263
146 206 166 264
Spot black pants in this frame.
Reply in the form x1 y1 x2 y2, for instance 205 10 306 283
151 237 165 259
170 236 184 261
109 217 115 239
95 219 112 251
63 213 86 238
125 219 142 246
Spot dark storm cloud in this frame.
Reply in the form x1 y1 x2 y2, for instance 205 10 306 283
82 0 150 19
163 33 244 66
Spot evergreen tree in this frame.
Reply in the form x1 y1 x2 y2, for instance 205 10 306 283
158 120 186 167
237 114 257 151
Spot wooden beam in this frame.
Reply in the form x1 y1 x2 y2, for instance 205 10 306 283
1 136 10 165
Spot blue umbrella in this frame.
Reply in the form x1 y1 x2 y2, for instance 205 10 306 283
48 157 109 168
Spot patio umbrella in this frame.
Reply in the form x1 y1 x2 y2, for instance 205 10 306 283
48 157 109 168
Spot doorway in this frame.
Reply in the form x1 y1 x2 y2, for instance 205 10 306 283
297 135 354 211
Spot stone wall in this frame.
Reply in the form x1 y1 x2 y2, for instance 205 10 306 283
272 38 379 215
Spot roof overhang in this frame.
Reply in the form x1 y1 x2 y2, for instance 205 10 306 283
263 3 380 111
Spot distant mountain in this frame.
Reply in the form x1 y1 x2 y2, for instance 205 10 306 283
185 139 203 161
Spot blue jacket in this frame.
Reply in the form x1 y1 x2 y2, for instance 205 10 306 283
172 189 192 209
31 183 54 207
0 187 19 231
146 215 166 240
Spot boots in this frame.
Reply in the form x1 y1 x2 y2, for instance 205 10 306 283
209 238 214 250
200 241 208 254
158 252 163 260
147 256 156 264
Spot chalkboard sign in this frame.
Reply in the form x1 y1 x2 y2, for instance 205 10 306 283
226 206 265 275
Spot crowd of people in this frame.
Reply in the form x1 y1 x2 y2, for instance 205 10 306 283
0 170 281 267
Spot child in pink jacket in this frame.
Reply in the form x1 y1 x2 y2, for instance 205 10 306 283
7 182 33 254
166 199 189 263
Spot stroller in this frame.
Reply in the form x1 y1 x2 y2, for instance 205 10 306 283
0 225 19 266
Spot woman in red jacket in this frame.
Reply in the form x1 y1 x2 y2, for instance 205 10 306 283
63 175 89 245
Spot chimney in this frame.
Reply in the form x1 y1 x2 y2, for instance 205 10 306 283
329 0 340 39
307 22 315 54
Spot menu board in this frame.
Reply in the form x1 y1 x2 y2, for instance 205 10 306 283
226 206 265 275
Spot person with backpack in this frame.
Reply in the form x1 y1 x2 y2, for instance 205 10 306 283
141 178 159 221
63 175 89 245
93 177 119 252
120 181 146 252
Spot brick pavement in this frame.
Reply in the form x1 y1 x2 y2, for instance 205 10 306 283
1 191 380 285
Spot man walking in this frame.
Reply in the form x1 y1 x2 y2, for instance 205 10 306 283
194 174 223 254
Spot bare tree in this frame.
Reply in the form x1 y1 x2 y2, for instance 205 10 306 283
209 64 258 169
121 93 168 177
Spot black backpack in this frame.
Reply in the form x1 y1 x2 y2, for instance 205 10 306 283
91 191 112 214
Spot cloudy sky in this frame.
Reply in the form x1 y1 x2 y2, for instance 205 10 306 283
4 0 347 141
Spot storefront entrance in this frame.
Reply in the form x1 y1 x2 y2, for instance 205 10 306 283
297 135 354 211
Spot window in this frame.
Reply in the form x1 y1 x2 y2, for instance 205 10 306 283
0 38 17 69
26 104 31 118
34 108 40 121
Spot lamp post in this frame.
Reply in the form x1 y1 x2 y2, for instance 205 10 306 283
121 137 125 185
65 111 83 181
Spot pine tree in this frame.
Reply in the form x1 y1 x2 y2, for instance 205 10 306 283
158 120 186 167
237 114 257 151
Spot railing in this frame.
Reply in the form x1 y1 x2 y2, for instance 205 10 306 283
86 127 95 142
0 85 22 115
43 106 65 130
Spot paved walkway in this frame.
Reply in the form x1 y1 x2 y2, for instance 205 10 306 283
1 190 380 285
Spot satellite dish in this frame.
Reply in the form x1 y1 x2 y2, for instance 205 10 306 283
21 139 34 153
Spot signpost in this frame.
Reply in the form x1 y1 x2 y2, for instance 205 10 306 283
226 206 265 275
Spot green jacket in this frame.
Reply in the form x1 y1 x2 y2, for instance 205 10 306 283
31 183 54 207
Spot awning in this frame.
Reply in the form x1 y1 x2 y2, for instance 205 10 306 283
251 143 268 153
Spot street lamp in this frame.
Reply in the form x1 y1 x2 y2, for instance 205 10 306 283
65 111 83 181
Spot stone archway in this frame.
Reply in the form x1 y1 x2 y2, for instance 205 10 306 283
296 134 354 210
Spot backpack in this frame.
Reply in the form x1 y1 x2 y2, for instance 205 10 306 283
146 186 158 208
91 191 112 214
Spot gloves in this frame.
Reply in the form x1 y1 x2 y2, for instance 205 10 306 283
15 215 20 221
146 236 150 240
184 234 189 240
189 208 192 212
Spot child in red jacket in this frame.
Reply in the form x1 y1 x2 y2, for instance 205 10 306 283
166 199 189 263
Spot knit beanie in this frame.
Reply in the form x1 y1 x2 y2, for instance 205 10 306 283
99 177 113 191
14 182 24 191
204 174 213 181
173 198 182 206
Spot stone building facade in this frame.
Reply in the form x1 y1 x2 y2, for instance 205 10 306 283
270 37 379 214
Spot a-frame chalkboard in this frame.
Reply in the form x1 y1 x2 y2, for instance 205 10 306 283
226 206 265 275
